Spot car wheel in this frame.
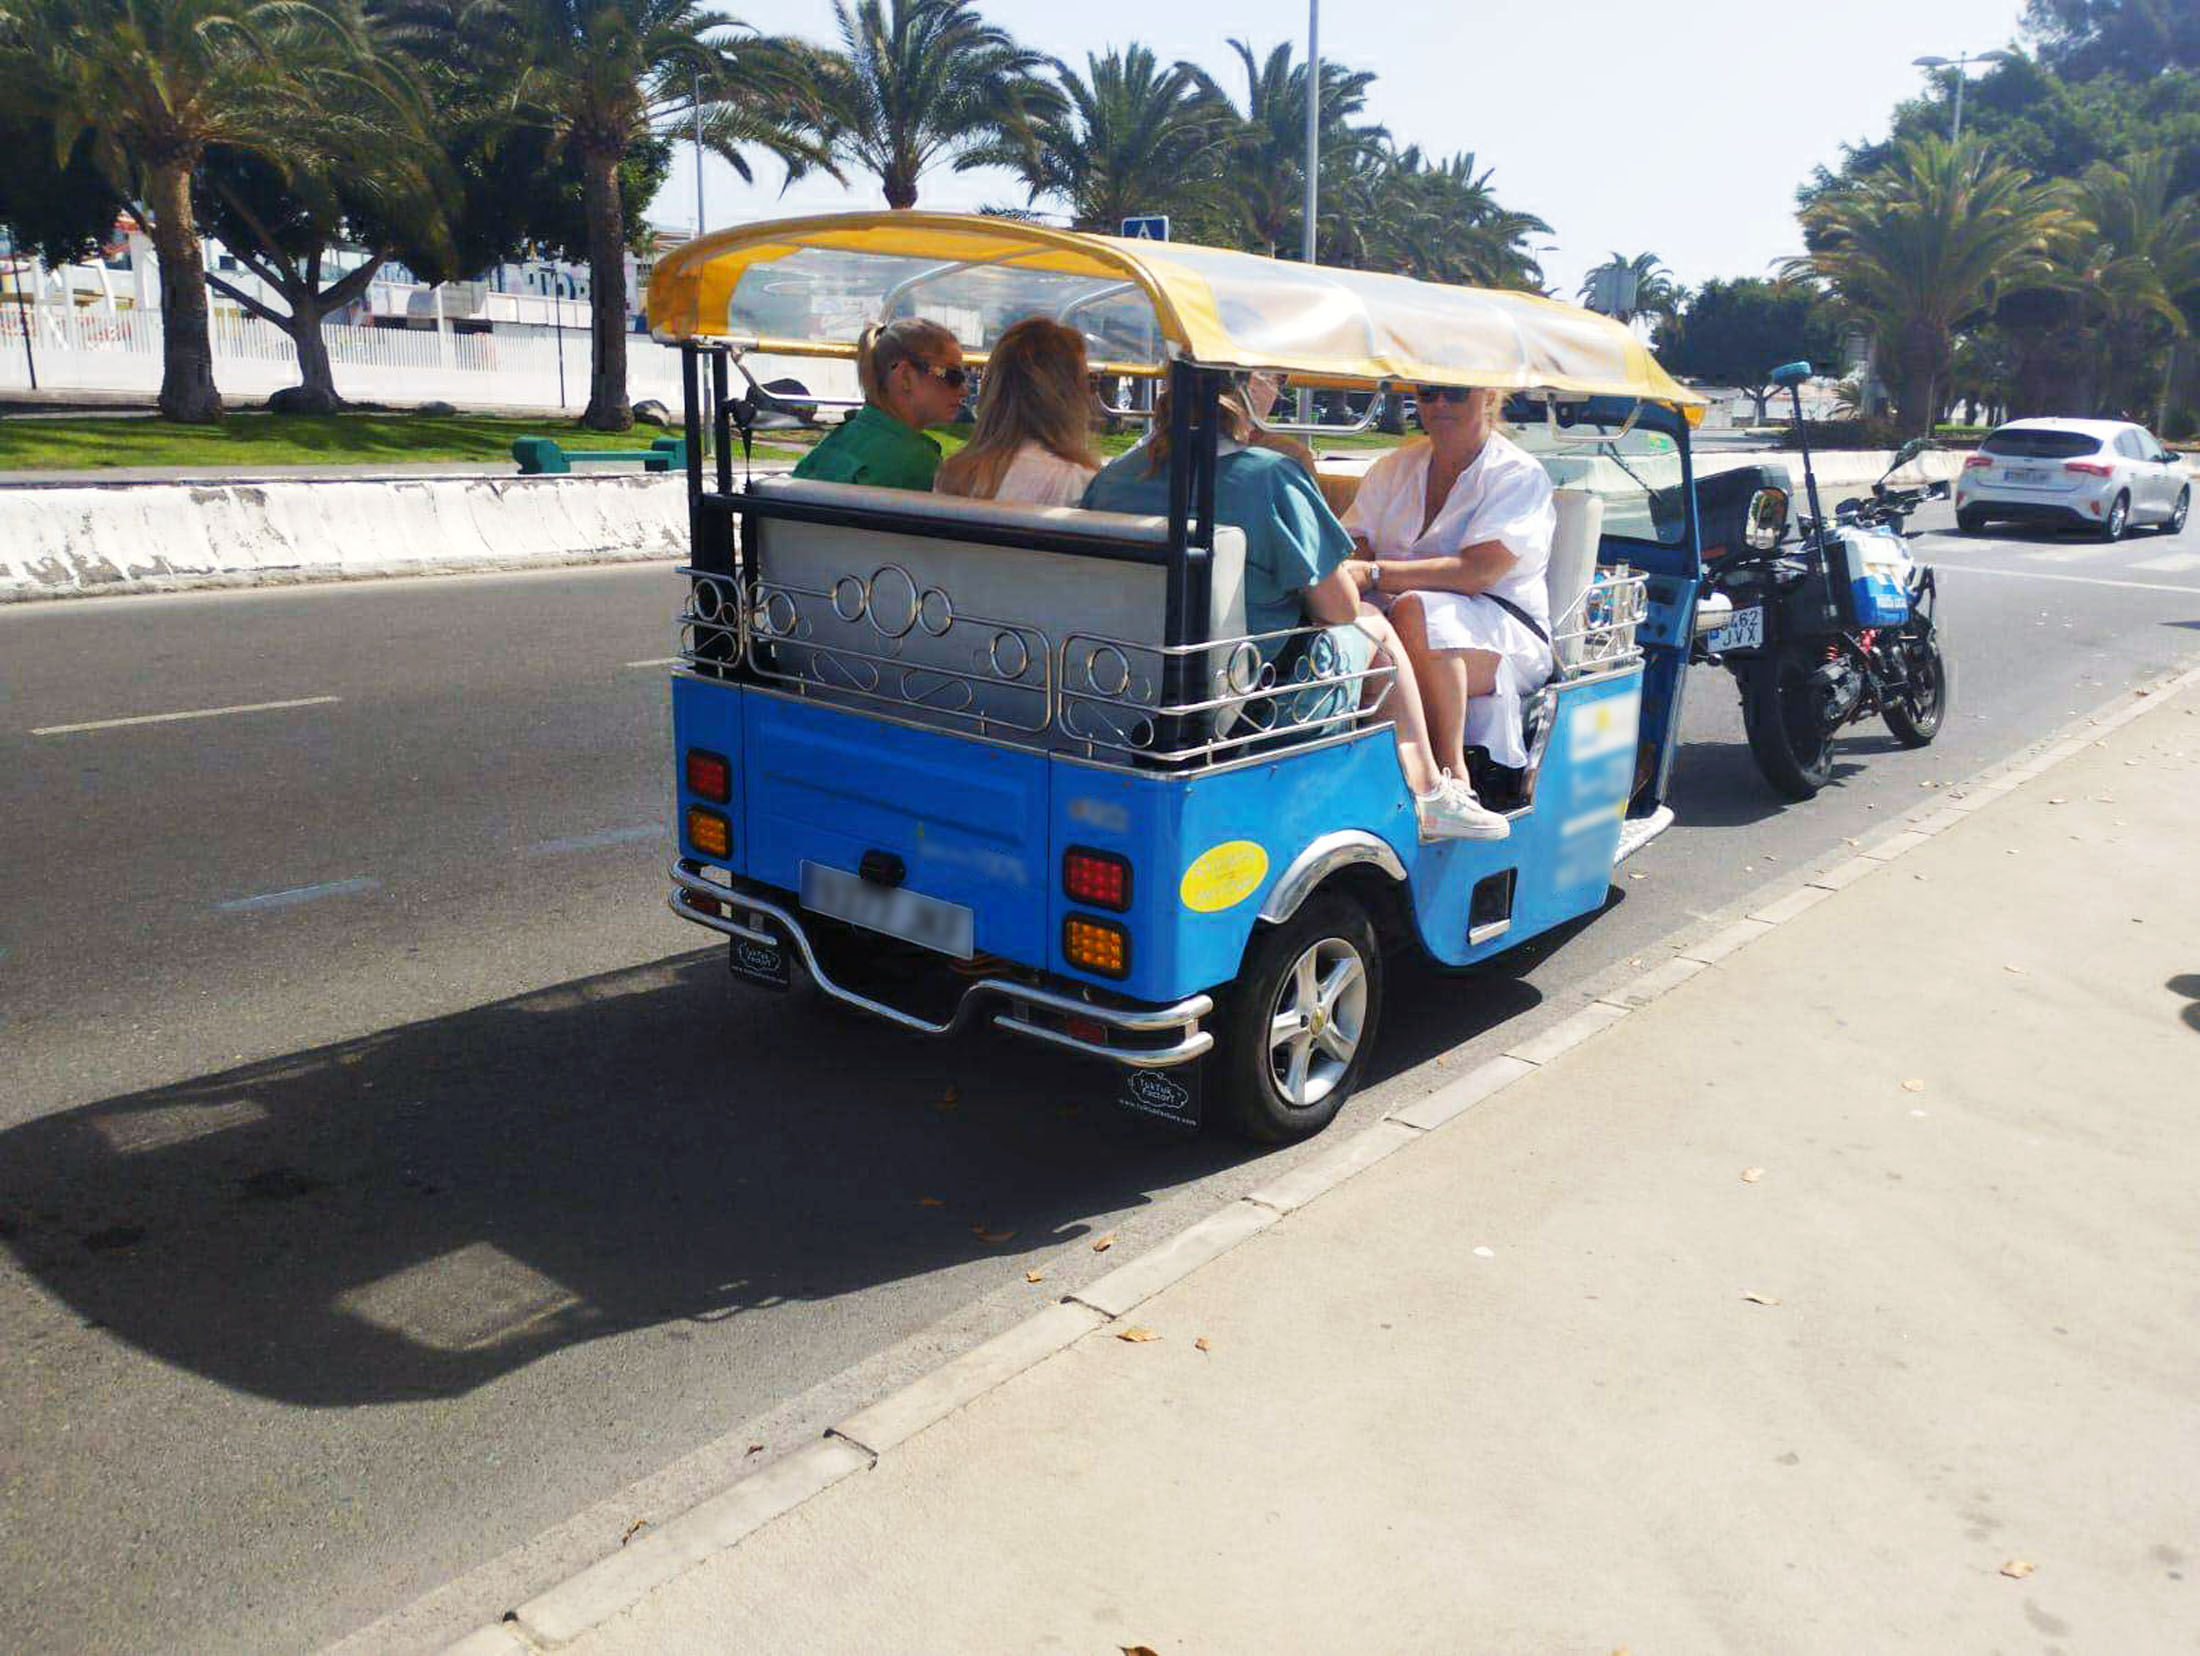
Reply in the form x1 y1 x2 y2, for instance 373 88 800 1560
2162 486 2190 537
1955 508 1987 534
1214 893 1383 1144
2100 491 2130 541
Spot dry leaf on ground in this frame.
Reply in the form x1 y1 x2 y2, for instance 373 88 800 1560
2001 1560 2035 1579
1092 1233 1116 1252
1117 1327 1161 1343
973 1226 1016 1244
1740 1167 1765 1183
1901 1078 1927 1093
1123 1646 1162 1655
2004 963 2026 974
1025 1269 1046 1284
620 1518 648 1545
1194 1336 1212 1353
917 1196 944 1207
1743 1291 1782 1306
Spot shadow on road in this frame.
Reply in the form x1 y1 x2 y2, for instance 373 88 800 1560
0 942 1543 1409
1668 737 1869 830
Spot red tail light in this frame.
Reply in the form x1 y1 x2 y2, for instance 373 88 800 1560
1962 454 1992 470
1063 847 1132 911
685 748 731 802
2063 460 2113 477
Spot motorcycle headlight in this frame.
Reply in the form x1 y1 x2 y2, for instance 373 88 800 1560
1744 486 1790 550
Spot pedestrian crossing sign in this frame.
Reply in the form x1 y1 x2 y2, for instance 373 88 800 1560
1120 215 1170 242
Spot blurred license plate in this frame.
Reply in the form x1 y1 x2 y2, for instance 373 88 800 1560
1705 604 1764 653
801 860 974 959
2005 466 2047 483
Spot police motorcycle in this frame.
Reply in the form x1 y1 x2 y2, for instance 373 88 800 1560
1692 362 1949 800
650 212 1716 1142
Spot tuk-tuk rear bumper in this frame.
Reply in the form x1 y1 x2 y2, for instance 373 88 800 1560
669 861 1214 1069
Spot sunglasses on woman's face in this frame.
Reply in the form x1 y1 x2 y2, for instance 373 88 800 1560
1415 385 1477 404
918 362 969 389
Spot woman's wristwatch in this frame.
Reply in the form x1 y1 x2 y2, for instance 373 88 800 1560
1367 559 1381 594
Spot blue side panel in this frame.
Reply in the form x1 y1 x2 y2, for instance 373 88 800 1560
671 674 746 875
742 694 1052 963
1048 730 1414 1003
1410 669 1644 966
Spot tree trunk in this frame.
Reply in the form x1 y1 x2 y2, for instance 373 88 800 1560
1377 391 1407 435
580 143 632 432
882 160 918 210
280 303 345 413
144 159 222 424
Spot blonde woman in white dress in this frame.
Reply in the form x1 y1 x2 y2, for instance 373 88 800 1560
1344 385 1557 795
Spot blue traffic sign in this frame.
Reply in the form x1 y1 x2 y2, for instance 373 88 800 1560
1120 215 1170 242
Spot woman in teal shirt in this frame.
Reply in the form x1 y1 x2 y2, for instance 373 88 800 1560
1081 387 1507 840
794 317 967 490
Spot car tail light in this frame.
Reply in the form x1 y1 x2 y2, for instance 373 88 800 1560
685 748 731 803
2064 460 2113 477
685 805 731 859
1063 914 1130 978
1962 455 1992 470
1063 846 1132 911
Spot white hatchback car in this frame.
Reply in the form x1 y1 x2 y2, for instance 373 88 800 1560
1955 417 2191 540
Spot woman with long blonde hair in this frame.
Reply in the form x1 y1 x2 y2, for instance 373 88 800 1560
934 317 1101 506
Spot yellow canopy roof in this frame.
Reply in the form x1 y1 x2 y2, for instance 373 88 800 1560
645 211 1705 408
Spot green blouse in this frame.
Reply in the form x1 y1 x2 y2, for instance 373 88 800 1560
791 404 942 490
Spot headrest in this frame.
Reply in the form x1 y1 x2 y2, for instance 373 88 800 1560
752 474 1174 544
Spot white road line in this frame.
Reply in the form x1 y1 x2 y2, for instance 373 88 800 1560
624 657 682 669
1929 563 2200 597
2019 544 2118 565
524 824 663 856
214 876 382 913
2129 551 2200 574
31 695 341 737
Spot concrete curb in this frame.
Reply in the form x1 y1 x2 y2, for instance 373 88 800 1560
434 656 2200 1656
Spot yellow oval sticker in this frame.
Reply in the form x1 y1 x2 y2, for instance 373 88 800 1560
1180 840 1269 913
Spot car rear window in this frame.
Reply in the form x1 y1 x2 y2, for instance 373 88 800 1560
1981 429 2102 459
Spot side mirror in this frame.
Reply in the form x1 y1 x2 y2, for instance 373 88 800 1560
1744 485 1789 550
1770 361 1812 390
1891 437 1928 465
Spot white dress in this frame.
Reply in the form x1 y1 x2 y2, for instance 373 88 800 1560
959 441 1099 507
1342 433 1558 767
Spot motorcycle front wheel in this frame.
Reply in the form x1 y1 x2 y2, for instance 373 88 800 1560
1741 643 1839 800
1882 605 1949 749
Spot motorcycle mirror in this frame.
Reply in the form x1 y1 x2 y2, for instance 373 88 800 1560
1744 485 1789 550
1891 437 1927 464
1769 361 1812 390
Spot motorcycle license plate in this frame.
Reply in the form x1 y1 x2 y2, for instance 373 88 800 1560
1705 604 1764 653
800 860 975 960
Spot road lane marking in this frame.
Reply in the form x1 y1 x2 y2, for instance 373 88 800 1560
624 657 682 669
1929 563 2200 597
214 876 382 913
2130 551 2200 574
31 695 341 737
524 824 663 856
2020 544 2118 565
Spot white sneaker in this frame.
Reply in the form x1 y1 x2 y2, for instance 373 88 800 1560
1417 776 1511 841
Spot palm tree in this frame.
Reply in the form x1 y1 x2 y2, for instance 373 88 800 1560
811 0 1057 211
1784 133 2075 436
482 0 831 430
2065 150 2200 419
0 0 390 423
1579 252 1685 325
1184 39 1384 258
980 45 1232 235
1356 147 1549 290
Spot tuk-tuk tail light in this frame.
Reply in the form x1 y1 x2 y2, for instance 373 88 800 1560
1063 915 1130 979
686 805 732 860
1063 847 1132 911
686 748 732 803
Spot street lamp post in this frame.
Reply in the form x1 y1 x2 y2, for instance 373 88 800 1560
1298 0 1319 424
1911 49 2015 142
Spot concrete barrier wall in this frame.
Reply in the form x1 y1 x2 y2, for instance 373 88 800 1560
0 473 690 602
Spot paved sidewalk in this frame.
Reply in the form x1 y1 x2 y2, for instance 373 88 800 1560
526 685 2200 1656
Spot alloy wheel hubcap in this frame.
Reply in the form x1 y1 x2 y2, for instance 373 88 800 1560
1266 939 1368 1111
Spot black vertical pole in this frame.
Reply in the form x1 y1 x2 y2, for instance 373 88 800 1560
711 349 733 495
681 344 705 554
6 232 36 391
1161 362 1217 758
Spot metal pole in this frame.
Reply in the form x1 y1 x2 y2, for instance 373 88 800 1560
694 69 707 238
6 232 37 391
1951 59 1966 142
552 258 566 411
1298 0 1319 423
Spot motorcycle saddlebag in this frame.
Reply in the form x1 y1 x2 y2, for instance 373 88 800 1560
1829 533 1911 628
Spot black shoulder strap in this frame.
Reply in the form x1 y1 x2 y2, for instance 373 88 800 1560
1483 591 1551 647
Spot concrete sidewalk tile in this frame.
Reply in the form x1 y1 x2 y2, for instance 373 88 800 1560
829 1301 1109 1455
514 1437 872 1648
1676 917 1773 965
1387 1055 1536 1130
1070 1203 1279 1320
1502 999 1631 1067
1859 830 1929 862
1748 885 1834 925
1596 956 1708 1010
1806 856 1880 892
1909 806 1969 835
2035 739 2090 767
442 1627 533 1656
1243 1120 1421 1214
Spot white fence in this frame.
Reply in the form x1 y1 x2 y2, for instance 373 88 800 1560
0 302 851 412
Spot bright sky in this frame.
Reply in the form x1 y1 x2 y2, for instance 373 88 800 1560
654 0 2034 300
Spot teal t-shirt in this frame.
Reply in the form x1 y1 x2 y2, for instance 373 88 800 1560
792 404 941 490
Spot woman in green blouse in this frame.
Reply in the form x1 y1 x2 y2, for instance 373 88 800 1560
793 317 968 490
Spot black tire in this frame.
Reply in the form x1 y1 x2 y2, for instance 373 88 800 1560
1882 603 1950 748
1741 642 1838 800
1955 508 1988 534
1214 892 1383 1144
2100 491 2130 541
2161 487 2190 537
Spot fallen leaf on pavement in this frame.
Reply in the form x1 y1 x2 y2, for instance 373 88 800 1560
918 1196 944 1207
1629 871 1645 880
2001 1560 2035 1580
1123 1646 1161 1655
2004 963 2026 974
1195 1337 1212 1353
1742 1291 1781 1306
1092 1233 1116 1252
1741 1167 1765 1183
1025 1269 1046 1284
1901 1078 1927 1093
973 1226 1016 1244
1117 1326 1161 1343
2047 797 2068 805
746 1442 763 1456
941 1085 959 1103
620 1518 648 1545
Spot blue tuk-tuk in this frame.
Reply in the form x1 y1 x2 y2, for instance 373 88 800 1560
649 213 1710 1140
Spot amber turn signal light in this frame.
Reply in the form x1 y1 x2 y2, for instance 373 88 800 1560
686 805 731 859
1063 914 1129 979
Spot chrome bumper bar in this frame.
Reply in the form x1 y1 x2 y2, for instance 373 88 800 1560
668 861 1213 1069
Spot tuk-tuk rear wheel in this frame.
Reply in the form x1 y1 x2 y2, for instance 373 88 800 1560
1215 893 1384 1143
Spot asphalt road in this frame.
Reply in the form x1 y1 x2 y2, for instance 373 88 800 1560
3 500 2196 1655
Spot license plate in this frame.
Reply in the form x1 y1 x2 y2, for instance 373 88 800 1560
800 860 975 959
1705 604 1764 654
2005 466 2046 484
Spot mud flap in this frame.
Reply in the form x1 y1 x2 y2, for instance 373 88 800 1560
727 932 792 992
1116 1061 1202 1130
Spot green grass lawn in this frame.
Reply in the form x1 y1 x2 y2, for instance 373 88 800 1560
0 411 803 472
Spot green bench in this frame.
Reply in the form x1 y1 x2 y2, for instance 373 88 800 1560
512 435 688 475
